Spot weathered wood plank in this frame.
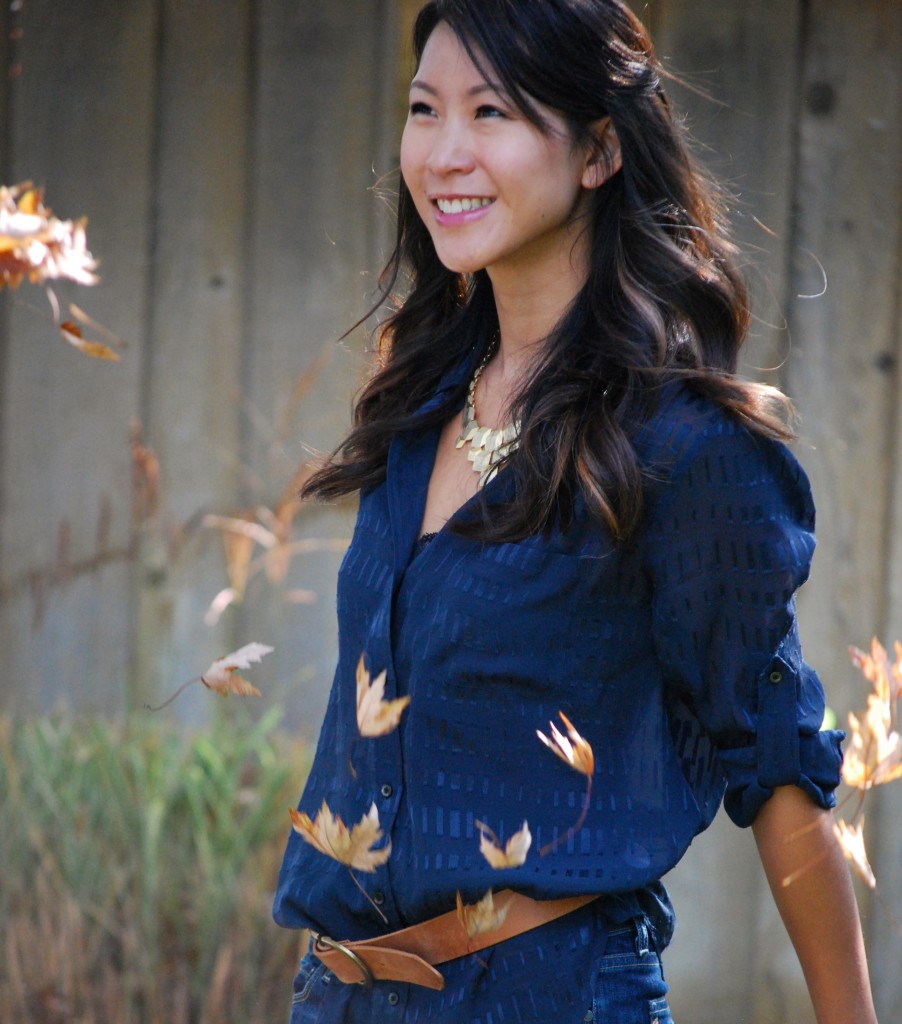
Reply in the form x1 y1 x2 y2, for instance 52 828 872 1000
0 0 11 592
872 296 902 1011
0 0 10 173
0 0 157 713
648 2 813 1021
651 0 804 391
786 0 902 684
781 2 902 1020
239 0 398 734
130 0 253 714
786 0 902 677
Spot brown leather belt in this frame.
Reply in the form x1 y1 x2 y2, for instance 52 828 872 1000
311 890 598 991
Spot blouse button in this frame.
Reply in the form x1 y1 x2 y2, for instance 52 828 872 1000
373 890 385 906
769 670 783 684
380 783 393 799
388 991 400 1006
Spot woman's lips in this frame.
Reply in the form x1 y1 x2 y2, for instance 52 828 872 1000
432 196 495 224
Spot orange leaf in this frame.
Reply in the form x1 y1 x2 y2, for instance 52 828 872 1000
456 889 510 939
201 642 273 697
59 320 121 360
476 820 532 869
833 819 876 889
0 182 99 289
356 654 410 738
290 800 392 872
537 711 595 777
844 638 902 789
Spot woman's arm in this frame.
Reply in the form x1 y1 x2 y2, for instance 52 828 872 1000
752 785 877 1024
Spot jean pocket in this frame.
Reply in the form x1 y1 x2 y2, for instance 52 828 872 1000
591 923 673 1024
648 994 674 1024
291 950 331 1007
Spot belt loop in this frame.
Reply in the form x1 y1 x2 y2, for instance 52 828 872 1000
634 918 650 957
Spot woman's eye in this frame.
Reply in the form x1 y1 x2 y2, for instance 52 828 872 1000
409 101 434 117
475 105 507 119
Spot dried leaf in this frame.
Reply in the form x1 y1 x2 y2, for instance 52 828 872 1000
456 889 510 939
130 420 160 526
537 711 595 855
833 819 876 889
476 820 532 869
844 639 902 789
537 711 595 777
203 513 278 550
204 587 237 627
843 706 902 789
0 183 99 289
59 319 120 360
290 800 391 872
850 638 902 704
201 642 273 697
356 654 410 738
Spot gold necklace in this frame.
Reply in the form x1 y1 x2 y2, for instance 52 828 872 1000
455 348 521 487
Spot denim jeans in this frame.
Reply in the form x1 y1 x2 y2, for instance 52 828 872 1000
289 911 674 1024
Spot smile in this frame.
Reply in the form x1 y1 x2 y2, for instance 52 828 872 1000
435 197 494 214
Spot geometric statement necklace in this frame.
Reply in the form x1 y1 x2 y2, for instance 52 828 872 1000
455 346 521 488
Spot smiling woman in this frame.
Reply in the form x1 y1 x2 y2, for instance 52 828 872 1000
399 22 616 291
272 2 878 1023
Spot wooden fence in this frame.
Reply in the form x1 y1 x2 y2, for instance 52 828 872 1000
1 1 900 1021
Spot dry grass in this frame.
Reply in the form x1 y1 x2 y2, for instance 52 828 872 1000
0 707 310 1023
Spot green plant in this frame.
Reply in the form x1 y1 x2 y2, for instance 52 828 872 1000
0 706 310 1023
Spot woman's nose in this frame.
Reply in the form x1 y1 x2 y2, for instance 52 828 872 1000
425 122 476 177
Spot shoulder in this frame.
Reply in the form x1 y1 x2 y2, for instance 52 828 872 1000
634 380 815 532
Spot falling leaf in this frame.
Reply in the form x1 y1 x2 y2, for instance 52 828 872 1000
456 889 510 939
59 319 120 360
849 638 902 704
202 492 349 619
537 711 595 778
537 711 595 856
290 800 391 872
144 641 273 711
476 819 532 869
844 639 902 789
843 705 902 790
356 654 410 738
201 642 273 696
833 819 876 889
130 420 160 527
0 182 99 289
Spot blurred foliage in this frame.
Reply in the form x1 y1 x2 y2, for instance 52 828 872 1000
0 706 310 1023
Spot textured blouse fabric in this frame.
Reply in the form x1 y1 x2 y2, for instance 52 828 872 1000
274 359 843 961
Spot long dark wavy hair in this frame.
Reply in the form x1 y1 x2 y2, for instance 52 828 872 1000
303 0 793 542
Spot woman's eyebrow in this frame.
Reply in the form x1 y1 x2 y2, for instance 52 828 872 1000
409 79 505 98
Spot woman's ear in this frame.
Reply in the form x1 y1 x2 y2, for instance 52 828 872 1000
581 118 622 190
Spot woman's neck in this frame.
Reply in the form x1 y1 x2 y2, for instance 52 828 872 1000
488 274 584 383
487 233 589 379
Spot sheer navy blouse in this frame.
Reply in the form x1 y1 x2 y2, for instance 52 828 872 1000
273 359 843 949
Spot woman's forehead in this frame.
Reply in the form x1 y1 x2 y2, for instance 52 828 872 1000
413 22 493 87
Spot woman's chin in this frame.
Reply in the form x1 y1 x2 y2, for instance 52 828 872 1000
436 255 488 276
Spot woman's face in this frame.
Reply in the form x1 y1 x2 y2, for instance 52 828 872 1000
400 22 598 288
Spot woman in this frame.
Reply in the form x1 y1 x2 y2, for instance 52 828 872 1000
274 1 877 1021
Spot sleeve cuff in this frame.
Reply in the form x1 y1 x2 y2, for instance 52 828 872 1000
718 728 845 828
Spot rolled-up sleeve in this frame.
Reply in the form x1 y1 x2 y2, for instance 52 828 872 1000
644 419 844 827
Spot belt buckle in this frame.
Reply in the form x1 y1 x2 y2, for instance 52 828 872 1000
312 933 374 989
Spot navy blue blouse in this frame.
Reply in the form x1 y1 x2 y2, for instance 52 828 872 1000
274 359 843 953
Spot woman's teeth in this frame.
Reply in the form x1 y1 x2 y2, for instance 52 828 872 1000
436 197 493 214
